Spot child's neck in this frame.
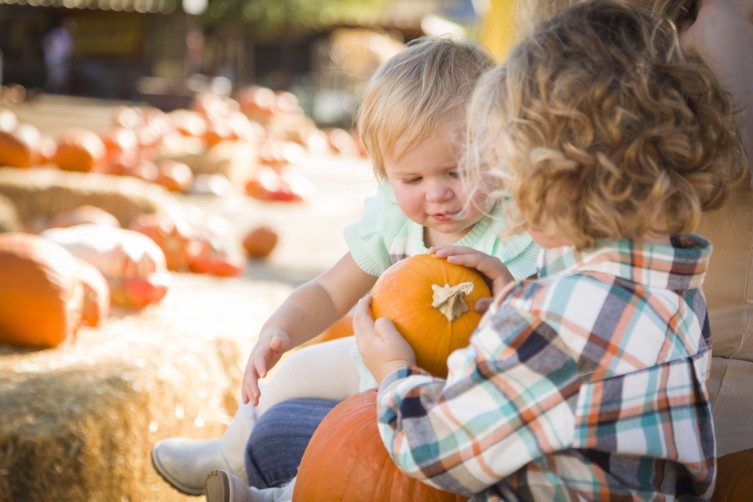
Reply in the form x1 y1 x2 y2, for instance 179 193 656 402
643 234 672 246
644 225 672 246
423 226 470 248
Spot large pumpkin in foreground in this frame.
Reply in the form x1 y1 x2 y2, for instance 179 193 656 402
0 233 84 348
371 254 491 377
294 389 465 502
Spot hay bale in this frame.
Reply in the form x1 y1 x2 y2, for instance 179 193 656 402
0 194 21 232
0 167 178 229
0 273 292 501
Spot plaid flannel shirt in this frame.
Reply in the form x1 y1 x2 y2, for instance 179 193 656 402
377 235 715 501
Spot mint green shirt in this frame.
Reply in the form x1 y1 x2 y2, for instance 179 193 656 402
345 182 540 390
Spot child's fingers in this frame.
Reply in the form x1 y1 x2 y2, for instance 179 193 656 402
353 296 373 327
241 385 255 406
241 369 260 405
430 245 476 258
474 297 493 312
268 332 289 353
373 316 400 341
445 252 484 269
353 296 375 349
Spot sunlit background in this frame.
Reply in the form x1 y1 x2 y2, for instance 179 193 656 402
0 0 517 127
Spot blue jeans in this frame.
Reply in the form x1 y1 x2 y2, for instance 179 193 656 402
245 398 339 488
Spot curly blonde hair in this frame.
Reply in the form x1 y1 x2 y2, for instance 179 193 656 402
465 0 746 249
356 36 495 179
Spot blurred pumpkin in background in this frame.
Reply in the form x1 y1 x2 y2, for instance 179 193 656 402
242 225 278 259
0 233 85 348
155 159 194 193
51 128 107 173
0 123 42 168
41 224 170 309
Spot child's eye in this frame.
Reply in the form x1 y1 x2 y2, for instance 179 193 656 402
405 177 422 184
449 171 461 178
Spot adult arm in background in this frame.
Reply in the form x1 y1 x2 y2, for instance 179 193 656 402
680 0 753 178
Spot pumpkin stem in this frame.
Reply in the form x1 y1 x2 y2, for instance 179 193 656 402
431 282 474 322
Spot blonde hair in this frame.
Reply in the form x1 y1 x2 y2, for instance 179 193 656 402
466 0 746 249
356 36 495 179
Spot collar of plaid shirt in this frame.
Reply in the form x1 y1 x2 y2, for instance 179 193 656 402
538 234 711 291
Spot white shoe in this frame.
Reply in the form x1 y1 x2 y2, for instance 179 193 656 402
152 401 256 495
205 471 295 502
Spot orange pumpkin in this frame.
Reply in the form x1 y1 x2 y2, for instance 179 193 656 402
203 117 241 147
0 233 84 348
242 225 278 259
128 212 201 272
0 123 42 168
244 168 306 203
188 242 246 277
51 128 107 172
370 254 491 377
237 85 277 123
294 389 465 502
155 159 194 193
100 126 139 166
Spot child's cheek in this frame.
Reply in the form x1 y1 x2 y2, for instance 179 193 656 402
470 190 495 212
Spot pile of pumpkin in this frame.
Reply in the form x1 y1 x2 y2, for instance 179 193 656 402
0 84 359 350
0 202 279 349
0 85 365 201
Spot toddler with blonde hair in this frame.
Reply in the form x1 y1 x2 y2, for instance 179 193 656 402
152 36 541 500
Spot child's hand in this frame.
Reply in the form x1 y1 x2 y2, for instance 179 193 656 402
241 329 289 405
354 295 416 384
431 245 515 312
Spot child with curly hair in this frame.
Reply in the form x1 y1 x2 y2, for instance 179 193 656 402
355 1 746 499
519 0 753 463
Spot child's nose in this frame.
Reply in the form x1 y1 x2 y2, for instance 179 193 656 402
425 181 453 202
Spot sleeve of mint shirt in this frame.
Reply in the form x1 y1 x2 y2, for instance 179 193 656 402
343 182 403 277
485 200 540 281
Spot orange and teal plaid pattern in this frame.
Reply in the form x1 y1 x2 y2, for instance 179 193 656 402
377 235 715 501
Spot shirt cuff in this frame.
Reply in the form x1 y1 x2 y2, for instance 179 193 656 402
378 365 429 391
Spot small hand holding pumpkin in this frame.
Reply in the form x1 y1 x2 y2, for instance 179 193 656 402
241 329 289 405
354 295 416 385
431 245 514 312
